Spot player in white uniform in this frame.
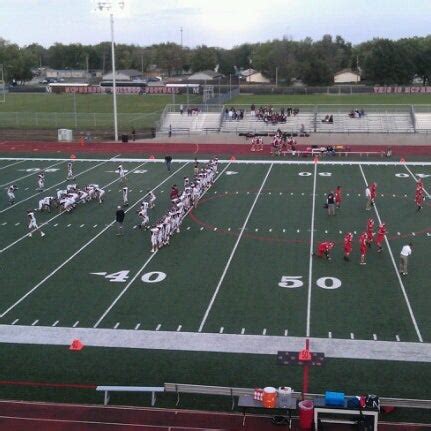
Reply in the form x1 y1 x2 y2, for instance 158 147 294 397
56 189 67 200
150 226 159 252
122 186 129 206
37 172 45 191
148 190 156 208
95 187 105 203
27 210 45 237
7 185 18 205
37 196 54 212
66 184 77 193
67 161 74 180
184 176 190 188
117 164 126 183
137 207 149 230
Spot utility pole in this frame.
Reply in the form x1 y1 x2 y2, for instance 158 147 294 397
141 53 144 74
86 54 89 73
275 67 278 88
180 27 183 47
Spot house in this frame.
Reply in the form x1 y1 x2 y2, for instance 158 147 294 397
239 68 270 84
334 69 361 84
102 69 144 82
187 70 224 81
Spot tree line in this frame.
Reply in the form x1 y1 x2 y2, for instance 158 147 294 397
0 34 430 85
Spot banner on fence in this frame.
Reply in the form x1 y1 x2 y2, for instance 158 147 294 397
51 86 181 95
374 86 431 94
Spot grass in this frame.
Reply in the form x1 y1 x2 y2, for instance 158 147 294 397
0 155 430 408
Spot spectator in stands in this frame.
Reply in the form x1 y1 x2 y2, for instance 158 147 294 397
180 104 184 115
326 145 336 156
329 115 333 123
322 115 330 123
385 147 392 158
131 128 136 141
300 124 305 134
360 108 365 117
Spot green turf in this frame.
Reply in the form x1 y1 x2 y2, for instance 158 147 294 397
0 155 430 409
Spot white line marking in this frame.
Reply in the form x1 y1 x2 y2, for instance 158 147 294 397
67 224 71 227
31 320 39 326
396 334 400 342
350 332 354 339
328 332 332 338
262 328 267 335
198 165 273 332
93 163 231 328
114 322 120 329
200 227 204 231
52 320 59 327
176 325 182 332
73 321 79 328
359 164 423 342
283 229 286 233
227 227 231 231
213 227 217 231
14 222 20 226
241 328 245 335
93 224 98 228
219 327 224 334
306 161 318 337
0 160 26 171
12 319 19 325
186 226 191 230
24 187 29 191
156 324 161 331
1 222 7 226
79 224 85 228
134 323 140 330
284 329 288 336
53 223 58 227
373 333 378 341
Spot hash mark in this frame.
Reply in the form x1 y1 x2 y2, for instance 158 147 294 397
135 323 141 330
176 325 182 332
156 324 161 331
93 224 98 228
12 319 19 325
24 187 29 191
187 226 191 230
213 227 218 231
246 191 249 194
31 319 39 326
324 230 328 234
412 232 416 236
284 329 288 336
67 224 71 227
114 322 120 329
228 227 231 231
52 320 59 327
350 332 354 340
373 333 377 341
328 332 332 338
1 222 6 226
396 334 400 341
262 328 267 335
80 224 85 227
14 222 20 226
397 232 401 235
280 192 283 195
219 327 224 334
241 328 245 335
200 227 204 231
53 223 58 227
269 228 272 232
108 190 111 192
297 229 300 233
283 229 286 233
214 191 218 194
73 321 79 328
160 190 164 193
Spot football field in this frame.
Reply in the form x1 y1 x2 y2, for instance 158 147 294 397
0 155 430 351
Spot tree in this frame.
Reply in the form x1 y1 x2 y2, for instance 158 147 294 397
190 45 218 72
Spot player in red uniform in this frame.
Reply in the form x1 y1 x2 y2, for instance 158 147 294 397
415 187 424 211
315 241 335 260
366 218 375 247
359 231 368 265
375 223 387 253
170 184 179 202
343 232 353 261
335 186 342 209
370 182 377 206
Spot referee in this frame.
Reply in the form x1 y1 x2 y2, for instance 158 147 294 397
116 206 125 236
327 191 336 216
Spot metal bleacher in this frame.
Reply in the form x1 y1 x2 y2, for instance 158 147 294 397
414 112 431 133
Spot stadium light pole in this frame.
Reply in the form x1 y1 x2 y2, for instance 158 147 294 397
96 1 124 142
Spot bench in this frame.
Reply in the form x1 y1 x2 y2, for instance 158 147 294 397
96 386 164 406
164 383 255 410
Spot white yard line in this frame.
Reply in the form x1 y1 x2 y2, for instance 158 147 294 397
0 159 113 214
0 160 26 171
0 160 65 188
198 164 273 332
359 164 423 342
0 160 147 255
306 161 318 337
403 164 431 199
94 163 231 328
0 163 189 319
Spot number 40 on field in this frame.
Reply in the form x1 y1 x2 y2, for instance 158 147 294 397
90 270 166 283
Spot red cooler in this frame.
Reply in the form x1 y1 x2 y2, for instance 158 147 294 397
298 400 314 429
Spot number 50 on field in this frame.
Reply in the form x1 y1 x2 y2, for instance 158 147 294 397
279 275 342 290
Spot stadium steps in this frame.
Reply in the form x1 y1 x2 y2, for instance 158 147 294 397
160 112 222 134
414 113 431 132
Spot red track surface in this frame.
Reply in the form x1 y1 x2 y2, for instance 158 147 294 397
1 140 431 156
0 400 429 431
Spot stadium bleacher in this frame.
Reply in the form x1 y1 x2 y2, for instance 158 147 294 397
414 113 431 132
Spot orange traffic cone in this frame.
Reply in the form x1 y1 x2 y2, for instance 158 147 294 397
230 155 236 161
69 339 84 351
149 155 155 159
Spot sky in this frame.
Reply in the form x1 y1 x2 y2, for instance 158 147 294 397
1 0 430 48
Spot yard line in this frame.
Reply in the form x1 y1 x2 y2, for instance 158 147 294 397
93 163 231 328
0 161 148 255
359 164 423 342
0 159 113 214
0 164 189 319
0 160 65 188
306 161 318 338
403 164 431 199
0 160 26 171
198 164 273 333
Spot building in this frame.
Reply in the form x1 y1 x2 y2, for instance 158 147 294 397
187 70 224 81
239 68 270 84
334 69 361 84
45 69 101 81
102 69 144 82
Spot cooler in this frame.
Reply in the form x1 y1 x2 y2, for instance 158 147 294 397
298 399 314 430
262 387 277 408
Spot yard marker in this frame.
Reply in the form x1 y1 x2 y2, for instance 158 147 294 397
241 328 245 335
373 333 377 341
359 164 423 343
199 164 274 333
176 325 182 332
114 322 120 329
11 319 19 325
73 321 79 328
31 320 39 326
328 332 332 338
156 324 161 331
306 161 318 338
396 335 400 342
134 323 140 330
262 328 267 335
80 224 85 228
53 223 58 227
284 329 288 336
14 222 20 226
350 333 354 339
219 327 224 334
52 320 59 327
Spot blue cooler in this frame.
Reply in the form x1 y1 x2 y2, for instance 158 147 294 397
325 391 345 407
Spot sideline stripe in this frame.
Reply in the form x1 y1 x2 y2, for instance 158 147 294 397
198 164 273 332
0 158 118 214
0 160 26 171
93 163 231 328
403 164 431 199
0 160 147 255
0 160 65 188
0 164 188 319
359 164 423 342
306 161 318 337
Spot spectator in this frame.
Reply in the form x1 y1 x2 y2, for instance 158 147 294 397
179 104 184 115
165 155 173 172
116 206 125 236
131 128 136 142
